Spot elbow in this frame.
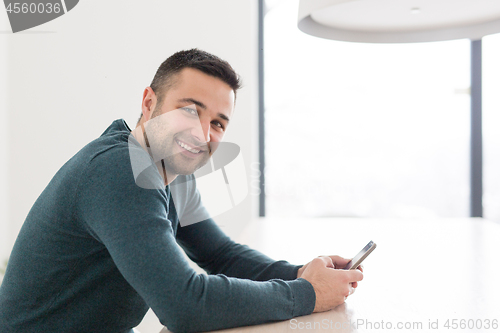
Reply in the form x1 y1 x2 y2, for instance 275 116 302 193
161 320 192 333
155 275 218 333
157 304 202 333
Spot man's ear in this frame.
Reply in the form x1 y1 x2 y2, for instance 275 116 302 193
141 87 157 122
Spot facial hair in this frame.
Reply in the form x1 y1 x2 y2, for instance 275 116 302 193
149 106 211 176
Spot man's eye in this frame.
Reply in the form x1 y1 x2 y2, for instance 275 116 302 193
181 107 197 116
212 121 224 131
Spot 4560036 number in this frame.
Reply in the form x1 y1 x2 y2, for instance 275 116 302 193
6 2 61 14
444 319 498 330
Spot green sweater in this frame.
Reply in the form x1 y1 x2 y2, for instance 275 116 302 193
0 119 315 333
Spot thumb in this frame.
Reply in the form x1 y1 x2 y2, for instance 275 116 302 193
329 255 351 269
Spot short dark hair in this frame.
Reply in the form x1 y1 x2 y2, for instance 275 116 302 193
138 49 241 124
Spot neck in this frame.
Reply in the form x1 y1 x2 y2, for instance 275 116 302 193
132 125 177 186
155 161 177 186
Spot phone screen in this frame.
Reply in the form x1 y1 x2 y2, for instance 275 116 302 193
343 241 376 270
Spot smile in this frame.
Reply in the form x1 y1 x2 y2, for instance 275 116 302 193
176 140 202 154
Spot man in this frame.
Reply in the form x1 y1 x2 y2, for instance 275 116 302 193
0 49 363 333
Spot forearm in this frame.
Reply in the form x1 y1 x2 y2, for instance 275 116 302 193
200 240 302 281
154 274 315 333
176 219 301 281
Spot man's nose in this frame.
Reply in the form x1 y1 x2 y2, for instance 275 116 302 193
191 119 210 144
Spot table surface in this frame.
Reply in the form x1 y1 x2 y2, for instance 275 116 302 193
161 217 500 333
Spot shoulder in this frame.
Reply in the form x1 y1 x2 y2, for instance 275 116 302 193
90 140 164 191
75 124 164 193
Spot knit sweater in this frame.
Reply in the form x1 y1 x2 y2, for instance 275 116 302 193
0 119 315 333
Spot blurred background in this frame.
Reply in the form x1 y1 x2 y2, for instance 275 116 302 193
264 0 500 220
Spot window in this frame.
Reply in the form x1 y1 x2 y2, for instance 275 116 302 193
264 0 472 218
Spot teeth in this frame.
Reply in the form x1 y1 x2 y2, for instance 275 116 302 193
177 140 201 154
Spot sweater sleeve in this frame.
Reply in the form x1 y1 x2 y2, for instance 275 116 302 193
176 218 303 281
77 146 315 333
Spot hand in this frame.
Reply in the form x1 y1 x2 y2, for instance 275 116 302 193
297 256 363 287
298 256 363 313
297 255 348 278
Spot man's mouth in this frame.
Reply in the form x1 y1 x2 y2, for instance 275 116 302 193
176 140 203 154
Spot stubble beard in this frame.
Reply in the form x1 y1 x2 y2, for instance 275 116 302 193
150 106 210 176
162 139 210 176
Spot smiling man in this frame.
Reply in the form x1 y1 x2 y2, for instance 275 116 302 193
134 65 234 185
0 49 363 333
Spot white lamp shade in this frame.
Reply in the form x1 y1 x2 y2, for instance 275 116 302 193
298 0 500 43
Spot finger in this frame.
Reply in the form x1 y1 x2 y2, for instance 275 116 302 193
349 285 355 295
352 281 358 288
357 264 364 273
347 269 364 282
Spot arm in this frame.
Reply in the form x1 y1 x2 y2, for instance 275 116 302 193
78 147 315 333
176 217 302 281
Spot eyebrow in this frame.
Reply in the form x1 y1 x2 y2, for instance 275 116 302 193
179 98 206 110
178 98 230 123
218 113 230 123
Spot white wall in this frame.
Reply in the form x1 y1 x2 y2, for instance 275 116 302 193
1 1 258 331
0 12 9 270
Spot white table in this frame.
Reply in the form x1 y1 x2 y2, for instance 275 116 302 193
161 218 500 332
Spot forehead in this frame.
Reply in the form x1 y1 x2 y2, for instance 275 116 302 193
165 68 235 115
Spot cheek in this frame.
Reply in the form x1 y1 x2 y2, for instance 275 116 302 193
170 115 200 133
210 131 225 142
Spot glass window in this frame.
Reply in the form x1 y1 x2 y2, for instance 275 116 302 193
264 0 471 218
